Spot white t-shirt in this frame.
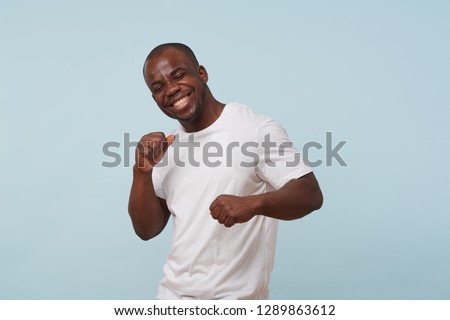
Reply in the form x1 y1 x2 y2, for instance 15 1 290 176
152 102 312 299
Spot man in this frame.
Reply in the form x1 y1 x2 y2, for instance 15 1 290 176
128 43 323 299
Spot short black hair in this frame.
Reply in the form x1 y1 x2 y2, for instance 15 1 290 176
148 43 199 65
143 43 199 80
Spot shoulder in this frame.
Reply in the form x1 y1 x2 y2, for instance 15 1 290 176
225 102 273 128
223 102 292 142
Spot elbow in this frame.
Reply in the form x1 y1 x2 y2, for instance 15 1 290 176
312 188 323 211
295 172 323 216
289 189 323 220
136 232 154 241
301 187 323 217
133 226 161 241
128 208 168 241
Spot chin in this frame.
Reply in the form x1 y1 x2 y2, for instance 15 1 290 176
164 106 197 123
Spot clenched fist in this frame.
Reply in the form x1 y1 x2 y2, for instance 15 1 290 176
135 132 175 173
210 194 257 228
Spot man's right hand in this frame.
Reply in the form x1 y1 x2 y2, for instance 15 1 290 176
135 132 175 173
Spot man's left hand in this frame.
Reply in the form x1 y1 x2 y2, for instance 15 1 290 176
209 195 256 228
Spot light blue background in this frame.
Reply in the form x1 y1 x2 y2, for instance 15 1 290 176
1 0 449 299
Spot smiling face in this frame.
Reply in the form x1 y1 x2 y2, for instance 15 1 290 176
144 47 210 131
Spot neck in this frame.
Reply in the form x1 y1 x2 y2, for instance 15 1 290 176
180 91 225 133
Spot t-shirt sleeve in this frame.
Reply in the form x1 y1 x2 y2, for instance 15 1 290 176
255 119 312 190
151 167 166 199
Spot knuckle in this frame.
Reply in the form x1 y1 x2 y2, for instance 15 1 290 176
151 132 165 140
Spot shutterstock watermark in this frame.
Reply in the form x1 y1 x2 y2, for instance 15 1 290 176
101 132 348 168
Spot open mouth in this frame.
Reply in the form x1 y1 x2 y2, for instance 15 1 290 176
170 93 191 111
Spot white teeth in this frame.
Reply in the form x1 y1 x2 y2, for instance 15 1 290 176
173 96 189 107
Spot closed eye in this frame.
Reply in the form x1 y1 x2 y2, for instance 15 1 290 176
152 84 163 93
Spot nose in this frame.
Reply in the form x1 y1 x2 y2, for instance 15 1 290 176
165 81 180 97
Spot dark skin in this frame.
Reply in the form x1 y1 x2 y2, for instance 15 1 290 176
128 46 323 239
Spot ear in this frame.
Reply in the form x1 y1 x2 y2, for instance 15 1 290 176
198 65 208 84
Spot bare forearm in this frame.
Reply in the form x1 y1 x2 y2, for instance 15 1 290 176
128 165 168 240
249 173 323 220
210 173 323 227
